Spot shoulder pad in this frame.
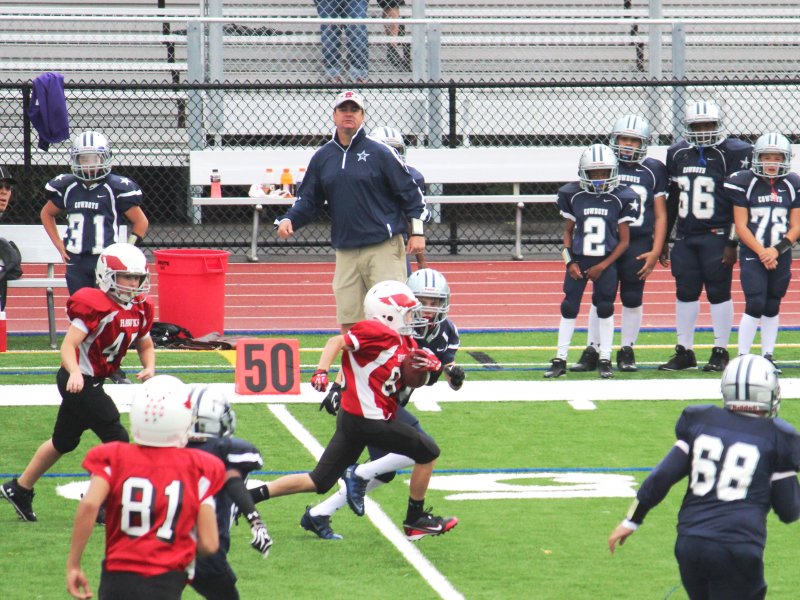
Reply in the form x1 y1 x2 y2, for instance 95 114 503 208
105 174 141 191
721 138 753 152
642 157 665 169
683 404 718 417
559 181 582 195
47 173 78 189
784 172 800 188
727 170 754 185
668 140 691 153
774 417 800 439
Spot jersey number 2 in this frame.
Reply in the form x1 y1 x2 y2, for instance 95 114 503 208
690 434 760 501
120 477 184 543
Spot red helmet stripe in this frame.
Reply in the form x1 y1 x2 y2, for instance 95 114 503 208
379 293 416 308
103 255 127 271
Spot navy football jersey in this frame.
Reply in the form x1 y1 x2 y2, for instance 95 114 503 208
188 436 263 542
725 171 800 248
557 181 639 256
618 157 668 240
45 173 143 256
667 138 752 237
639 405 800 547
397 317 460 405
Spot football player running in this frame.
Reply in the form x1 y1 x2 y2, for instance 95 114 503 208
187 386 272 600
66 376 226 600
609 354 800 600
290 268 464 539
727 132 800 371
660 101 753 373
243 281 458 541
575 116 668 373
546 144 639 379
1 244 155 523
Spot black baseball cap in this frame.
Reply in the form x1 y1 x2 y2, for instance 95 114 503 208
0 166 16 185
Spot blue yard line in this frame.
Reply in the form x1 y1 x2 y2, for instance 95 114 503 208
4 467 654 479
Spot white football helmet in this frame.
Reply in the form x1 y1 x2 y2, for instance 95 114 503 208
406 268 450 339
71 130 113 181
578 144 620 194
752 132 793 179
363 280 426 336
683 100 725 147
609 115 652 164
130 375 194 448
720 354 781 417
188 385 236 442
371 126 405 159
96 243 150 306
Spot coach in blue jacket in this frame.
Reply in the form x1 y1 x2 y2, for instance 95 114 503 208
276 90 428 333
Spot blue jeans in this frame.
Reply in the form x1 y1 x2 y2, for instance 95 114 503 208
314 0 369 80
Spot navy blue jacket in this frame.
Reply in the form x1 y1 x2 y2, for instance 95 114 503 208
28 72 70 151
280 127 428 249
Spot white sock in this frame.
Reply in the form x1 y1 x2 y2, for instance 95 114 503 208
709 300 734 349
676 300 700 350
621 306 643 347
598 315 614 360
587 305 600 348
761 315 780 356
557 317 576 359
737 314 759 356
355 453 415 480
310 478 387 517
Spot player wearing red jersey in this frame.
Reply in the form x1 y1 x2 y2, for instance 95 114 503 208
1 243 155 523
251 281 458 541
66 375 227 600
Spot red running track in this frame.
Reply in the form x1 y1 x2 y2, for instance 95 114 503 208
7 260 800 333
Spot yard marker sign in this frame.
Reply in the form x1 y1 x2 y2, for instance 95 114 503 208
235 338 300 394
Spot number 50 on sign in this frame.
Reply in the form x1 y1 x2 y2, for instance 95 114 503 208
234 339 301 395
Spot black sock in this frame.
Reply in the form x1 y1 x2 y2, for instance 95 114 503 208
406 497 424 523
250 484 270 503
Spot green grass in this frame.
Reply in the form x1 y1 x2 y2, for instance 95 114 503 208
1 332 799 599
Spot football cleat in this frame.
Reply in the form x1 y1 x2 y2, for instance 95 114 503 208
300 506 343 540
763 353 783 375
658 345 697 371
343 465 369 517
703 347 730 372
544 358 567 379
570 346 598 372
1 478 37 522
616 346 638 372
597 359 614 379
108 368 132 385
403 507 458 541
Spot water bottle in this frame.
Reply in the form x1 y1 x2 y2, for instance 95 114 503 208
210 169 222 198
280 168 294 195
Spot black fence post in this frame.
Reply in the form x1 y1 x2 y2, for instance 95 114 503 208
449 220 458 255
448 82 457 148
21 84 31 169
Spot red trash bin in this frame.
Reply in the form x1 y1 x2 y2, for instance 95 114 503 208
153 249 230 338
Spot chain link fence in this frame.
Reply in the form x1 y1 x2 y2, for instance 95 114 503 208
1 79 799 257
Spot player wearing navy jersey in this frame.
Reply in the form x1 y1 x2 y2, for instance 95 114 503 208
299 269 465 539
546 144 638 379
187 386 272 600
609 354 800 600
727 132 800 370
579 116 668 373
1 244 154 523
660 101 753 373
247 281 457 541
41 131 149 296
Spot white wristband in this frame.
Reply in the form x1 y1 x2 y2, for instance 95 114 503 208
622 519 640 531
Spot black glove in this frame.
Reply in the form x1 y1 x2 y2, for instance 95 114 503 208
397 385 413 407
250 519 273 558
319 382 341 416
444 365 466 387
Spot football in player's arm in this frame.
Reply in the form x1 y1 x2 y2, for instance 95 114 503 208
1 244 154 523
186 386 272 600
727 132 800 367
609 355 800 600
546 144 638 380
67 376 226 600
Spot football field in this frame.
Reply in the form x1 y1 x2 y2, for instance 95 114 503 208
2 330 799 600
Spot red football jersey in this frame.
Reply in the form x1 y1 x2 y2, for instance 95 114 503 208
340 319 417 420
83 442 226 577
66 288 154 378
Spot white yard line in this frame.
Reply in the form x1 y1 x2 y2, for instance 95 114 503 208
267 404 465 600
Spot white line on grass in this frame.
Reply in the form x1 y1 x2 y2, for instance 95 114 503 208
266 404 465 600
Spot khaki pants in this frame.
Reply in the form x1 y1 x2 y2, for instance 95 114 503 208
333 234 407 324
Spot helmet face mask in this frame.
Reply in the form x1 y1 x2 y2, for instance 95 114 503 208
71 131 113 182
609 115 652 163
188 385 236 442
371 126 405 159
405 268 451 339
579 144 620 194
363 280 426 336
752 132 793 179
96 243 151 306
683 100 725 147
720 354 781 418
130 375 195 448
